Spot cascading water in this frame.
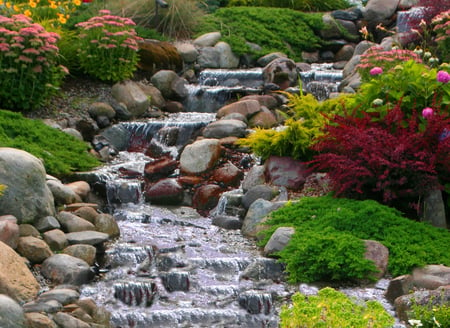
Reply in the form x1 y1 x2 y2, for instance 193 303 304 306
299 63 343 101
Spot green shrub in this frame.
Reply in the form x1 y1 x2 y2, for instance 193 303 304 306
0 14 68 111
259 195 450 282
409 299 450 328
0 109 100 176
194 7 324 61
75 10 142 82
280 287 394 328
237 92 345 161
227 0 351 12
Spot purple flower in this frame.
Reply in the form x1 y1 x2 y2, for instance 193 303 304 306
437 70 450 83
422 107 434 119
369 67 383 75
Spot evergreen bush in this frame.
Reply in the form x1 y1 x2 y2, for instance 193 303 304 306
0 109 100 176
227 0 351 12
259 195 450 282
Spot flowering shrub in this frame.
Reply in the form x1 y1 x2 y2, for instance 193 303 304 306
0 0 82 27
75 10 142 82
432 10 450 62
310 103 450 217
0 14 68 110
353 59 450 120
357 47 422 82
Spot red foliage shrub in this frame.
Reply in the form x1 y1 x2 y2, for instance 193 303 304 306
310 102 450 216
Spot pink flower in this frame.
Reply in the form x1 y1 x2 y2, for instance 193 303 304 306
0 43 10 52
422 107 434 119
32 65 42 73
369 67 383 75
99 9 111 15
437 70 450 83
23 48 40 55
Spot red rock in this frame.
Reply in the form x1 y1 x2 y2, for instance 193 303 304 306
144 157 178 181
192 184 224 211
211 162 243 188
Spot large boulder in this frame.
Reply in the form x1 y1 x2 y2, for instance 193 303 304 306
264 156 310 190
0 294 26 328
0 241 40 303
262 57 298 86
0 148 55 224
362 0 400 27
41 254 94 286
111 80 150 118
216 100 261 119
216 41 239 69
242 199 286 238
150 70 188 100
193 32 221 47
16 236 53 264
202 119 248 139
179 139 222 175
144 178 184 206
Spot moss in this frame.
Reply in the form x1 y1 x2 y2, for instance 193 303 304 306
259 195 450 282
194 7 324 61
0 109 100 177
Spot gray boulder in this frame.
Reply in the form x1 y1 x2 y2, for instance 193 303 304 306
58 211 96 233
111 80 150 117
263 227 295 256
363 0 400 27
202 119 248 139
180 139 222 175
43 229 69 251
242 165 266 193
94 213 120 238
47 179 81 206
38 288 80 305
174 41 199 63
0 148 55 224
65 231 109 246
150 70 188 100
216 41 239 68
242 199 286 238
41 254 94 285
0 294 26 328
63 244 97 266
242 185 279 210
197 46 221 69
193 31 221 47
35 215 61 232
53 312 91 328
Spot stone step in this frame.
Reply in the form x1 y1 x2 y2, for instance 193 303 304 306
111 308 278 328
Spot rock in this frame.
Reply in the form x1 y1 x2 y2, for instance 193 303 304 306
238 291 272 315
240 258 285 281
264 156 310 190
94 213 120 238
41 254 94 285
58 211 96 233
99 124 132 151
193 31 221 47
363 0 400 27
63 244 97 266
342 53 362 79
179 139 222 175
262 57 298 86
202 119 248 139
363 240 389 279
248 109 278 129
385 274 414 303
38 288 80 305
35 216 61 233
150 70 188 100
0 215 19 249
320 13 343 40
241 199 286 238
19 224 40 237
211 215 243 230
75 119 99 142
412 264 450 290
0 148 55 224
25 312 57 328
257 52 287 67
334 44 355 62
65 181 91 202
47 179 81 206
263 227 295 256
137 82 166 109
65 231 109 246
88 102 116 120
192 184 224 211
240 95 279 109
0 294 26 328
138 39 182 74
23 299 62 314
197 46 220 69
144 178 184 205
0 241 40 303
422 189 447 228
43 229 68 251
73 207 99 224
395 286 450 323
63 128 84 141
216 99 261 119
160 271 190 292
16 236 53 264
242 185 279 210
241 165 266 193
111 80 150 117
144 157 178 181
53 312 91 328
174 41 199 63
215 41 239 68
211 162 243 188
164 100 184 113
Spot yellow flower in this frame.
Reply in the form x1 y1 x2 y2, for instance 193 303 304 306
0 0 4 6
29 0 37 8
5 2 11 8
13 4 19 11
58 16 66 24
49 1 57 8
73 0 81 5
24 9 32 16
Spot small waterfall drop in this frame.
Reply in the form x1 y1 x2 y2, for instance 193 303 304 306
299 63 343 101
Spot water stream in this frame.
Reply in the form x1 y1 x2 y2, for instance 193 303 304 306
80 68 405 328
